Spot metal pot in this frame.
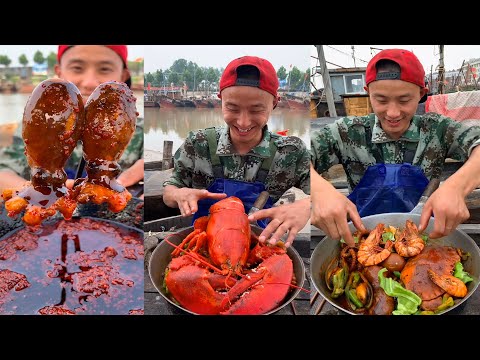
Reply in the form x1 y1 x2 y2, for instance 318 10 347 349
311 180 480 315
148 225 306 315
0 197 144 314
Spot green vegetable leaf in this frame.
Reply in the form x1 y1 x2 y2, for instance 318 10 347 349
453 262 473 284
378 268 422 315
421 234 428 244
434 294 455 314
340 236 359 244
382 232 394 243
393 271 401 278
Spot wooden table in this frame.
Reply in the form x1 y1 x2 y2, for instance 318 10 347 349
144 222 311 315
310 227 480 315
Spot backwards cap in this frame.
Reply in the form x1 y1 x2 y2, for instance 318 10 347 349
366 48 425 88
219 56 279 106
57 45 131 88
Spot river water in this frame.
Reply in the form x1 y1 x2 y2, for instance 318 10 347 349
0 90 144 148
0 90 145 125
144 107 310 161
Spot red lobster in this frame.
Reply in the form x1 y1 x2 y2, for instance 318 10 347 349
164 196 294 315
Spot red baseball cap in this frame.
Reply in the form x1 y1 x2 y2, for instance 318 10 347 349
219 56 279 106
57 45 131 88
366 48 425 88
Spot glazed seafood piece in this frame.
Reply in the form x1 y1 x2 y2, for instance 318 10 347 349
73 81 138 212
2 79 84 225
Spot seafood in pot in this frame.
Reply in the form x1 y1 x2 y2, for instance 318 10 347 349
164 196 295 315
323 219 474 315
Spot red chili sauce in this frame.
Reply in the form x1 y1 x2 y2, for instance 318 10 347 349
0 217 143 314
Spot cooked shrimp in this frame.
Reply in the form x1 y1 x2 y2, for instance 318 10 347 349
427 269 467 298
395 220 425 257
357 224 393 266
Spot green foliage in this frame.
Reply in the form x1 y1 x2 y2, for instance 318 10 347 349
277 66 287 81
0 55 12 67
145 59 309 94
31 74 48 85
33 50 45 65
18 54 28 67
128 59 143 76
144 72 154 86
47 52 57 69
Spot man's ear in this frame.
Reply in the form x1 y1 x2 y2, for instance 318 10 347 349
122 68 131 83
273 95 279 109
54 64 61 78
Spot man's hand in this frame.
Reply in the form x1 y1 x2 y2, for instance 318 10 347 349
418 182 470 238
117 159 144 188
310 164 365 247
247 198 310 248
163 185 227 216
0 169 29 195
418 146 480 238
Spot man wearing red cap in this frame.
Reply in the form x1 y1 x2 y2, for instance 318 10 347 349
311 48 480 246
0 45 143 196
163 56 310 247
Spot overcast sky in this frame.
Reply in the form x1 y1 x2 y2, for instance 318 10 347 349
312 45 480 73
0 45 144 67
311 45 480 88
144 45 311 73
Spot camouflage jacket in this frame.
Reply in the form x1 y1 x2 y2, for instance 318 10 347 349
311 113 480 191
0 117 144 180
164 126 310 202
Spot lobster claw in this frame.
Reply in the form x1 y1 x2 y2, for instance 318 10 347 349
165 256 236 315
220 253 293 315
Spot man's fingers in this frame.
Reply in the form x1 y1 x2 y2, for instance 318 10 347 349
284 228 298 248
180 201 192 217
323 217 341 241
65 179 74 190
248 208 273 222
337 218 355 247
188 200 198 215
258 218 282 243
347 204 365 232
268 221 290 245
206 192 227 200
418 203 433 233
429 212 446 239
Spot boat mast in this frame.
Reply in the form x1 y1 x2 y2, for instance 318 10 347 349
438 45 445 94
316 45 337 117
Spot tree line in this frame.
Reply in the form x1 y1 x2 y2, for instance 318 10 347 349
0 51 143 75
145 59 311 92
0 51 57 69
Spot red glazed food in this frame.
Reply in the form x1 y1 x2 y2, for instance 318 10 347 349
3 79 84 225
74 81 138 213
0 217 143 315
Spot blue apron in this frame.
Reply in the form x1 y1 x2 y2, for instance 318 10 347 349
192 127 276 228
347 130 429 217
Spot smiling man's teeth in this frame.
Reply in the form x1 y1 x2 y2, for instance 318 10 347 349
238 127 252 133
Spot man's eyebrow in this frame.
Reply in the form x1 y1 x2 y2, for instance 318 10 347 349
65 58 116 66
250 103 266 108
